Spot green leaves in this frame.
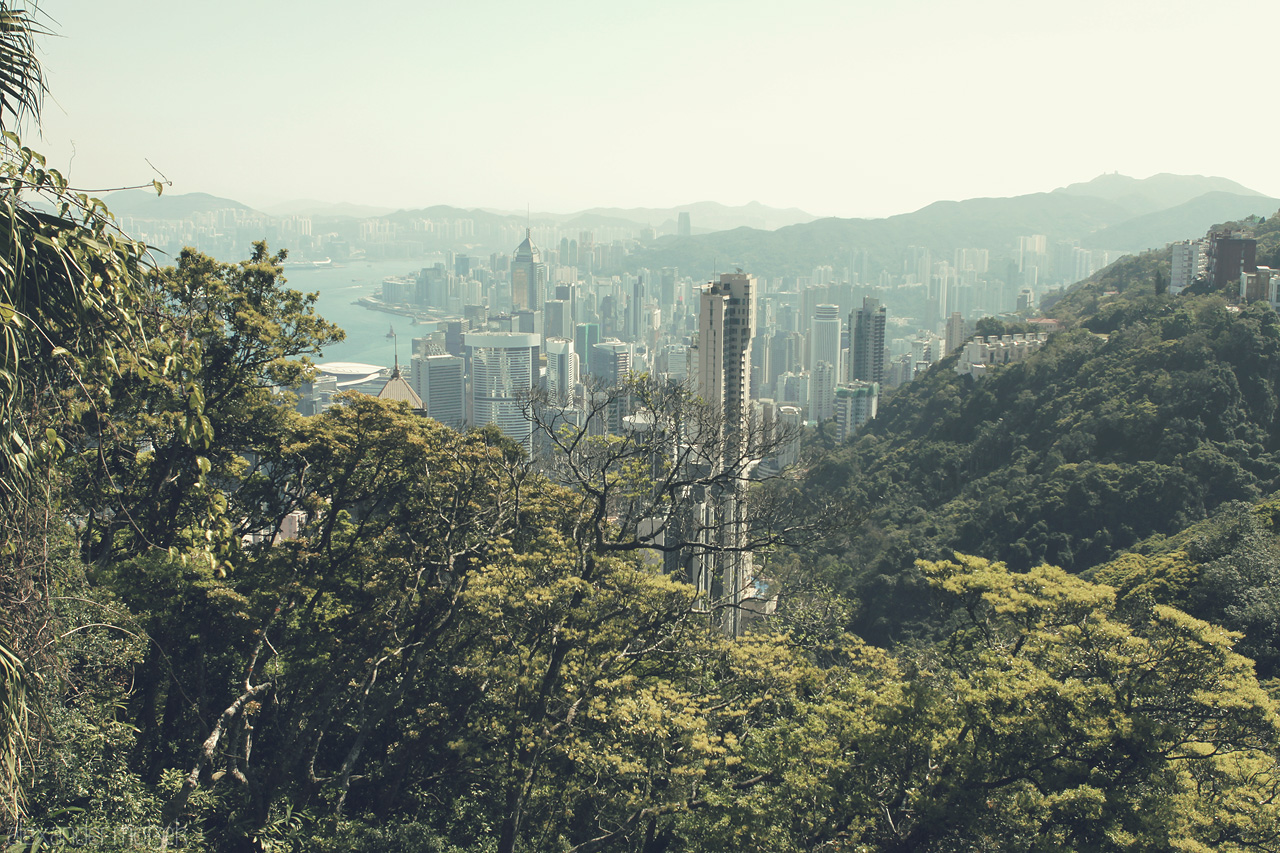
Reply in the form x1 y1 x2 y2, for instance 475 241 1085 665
0 134 150 514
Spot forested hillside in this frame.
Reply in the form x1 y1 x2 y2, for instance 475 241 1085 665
772 220 1280 645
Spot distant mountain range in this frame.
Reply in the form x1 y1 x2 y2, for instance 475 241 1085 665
482 200 818 233
102 190 259 219
1052 172 1266 216
100 191 816 238
624 174 1280 277
99 175 1280 279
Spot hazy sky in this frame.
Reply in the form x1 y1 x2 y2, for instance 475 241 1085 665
30 0 1280 218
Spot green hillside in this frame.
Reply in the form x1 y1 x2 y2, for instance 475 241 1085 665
774 226 1280 643
1088 496 1280 678
102 188 260 218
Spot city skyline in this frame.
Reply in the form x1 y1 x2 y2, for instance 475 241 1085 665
29 0 1280 219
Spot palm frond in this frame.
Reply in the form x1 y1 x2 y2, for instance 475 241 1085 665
0 3 45 131
0 632 32 824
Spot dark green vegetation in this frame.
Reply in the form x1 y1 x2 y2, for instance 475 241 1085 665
5 213 1280 851
777 233 1280 644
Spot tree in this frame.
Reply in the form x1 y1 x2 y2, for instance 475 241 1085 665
0 626 32 824
845 555 1280 851
0 4 156 826
525 375 816 623
0 3 43 128
64 242 343 566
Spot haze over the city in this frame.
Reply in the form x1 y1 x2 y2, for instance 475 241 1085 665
32 0 1280 218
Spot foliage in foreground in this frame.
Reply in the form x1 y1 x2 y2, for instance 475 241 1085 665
8 199 1280 852
10 239 1280 849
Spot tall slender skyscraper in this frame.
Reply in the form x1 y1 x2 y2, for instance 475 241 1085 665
544 338 579 407
696 272 757 457
849 297 886 384
511 229 547 313
574 322 602 381
945 312 966 357
811 304 841 377
692 273 758 636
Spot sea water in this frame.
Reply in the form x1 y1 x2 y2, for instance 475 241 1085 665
280 259 427 369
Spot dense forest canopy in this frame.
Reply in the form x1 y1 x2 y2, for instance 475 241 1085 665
1 198 1278 850
772 258 1280 644
6 9 1280 845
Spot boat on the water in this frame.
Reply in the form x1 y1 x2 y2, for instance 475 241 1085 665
281 257 333 269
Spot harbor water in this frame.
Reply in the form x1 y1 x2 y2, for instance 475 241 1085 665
280 259 428 369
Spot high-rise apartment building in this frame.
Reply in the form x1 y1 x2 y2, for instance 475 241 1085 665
849 297 886 384
945 312 966 357
834 381 879 442
410 353 465 430
810 361 837 423
1171 240 1206 295
696 272 757 455
1207 232 1257 290
690 272 759 636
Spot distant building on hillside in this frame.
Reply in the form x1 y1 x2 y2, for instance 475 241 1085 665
834 381 879 442
1170 239 1207 295
955 333 1050 379
1205 230 1257 290
945 312 966 357
1240 266 1280 310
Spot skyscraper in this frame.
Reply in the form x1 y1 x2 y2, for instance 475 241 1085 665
810 304 841 378
410 353 465 430
511 229 547 313
945 312 966 357
592 340 634 433
810 360 837 423
543 299 571 341
464 332 540 452
592 340 633 386
544 337 579 407
849 297 886 384
696 272 757 457
693 273 758 637
574 322 601 381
